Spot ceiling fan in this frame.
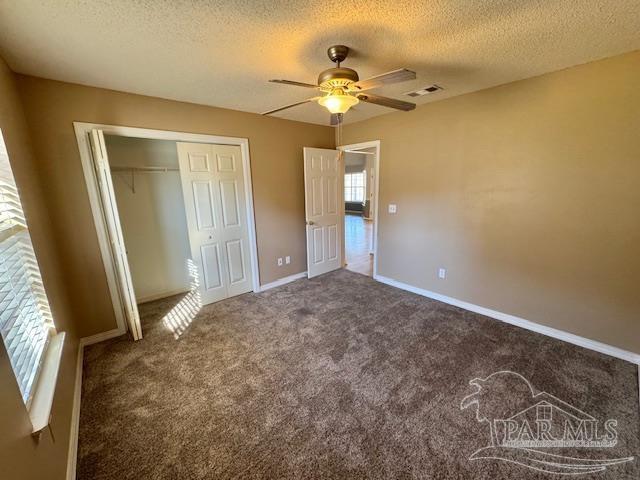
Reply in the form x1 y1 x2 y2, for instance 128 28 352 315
262 45 417 125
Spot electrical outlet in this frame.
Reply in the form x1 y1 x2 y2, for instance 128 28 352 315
438 268 446 279
277 257 283 266
388 204 397 214
285 256 291 265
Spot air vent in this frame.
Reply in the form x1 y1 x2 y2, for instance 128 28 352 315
405 84 443 97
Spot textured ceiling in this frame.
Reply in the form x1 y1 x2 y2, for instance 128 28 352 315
0 1 639 126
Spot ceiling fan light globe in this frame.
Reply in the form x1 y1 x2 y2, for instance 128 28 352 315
318 94 359 114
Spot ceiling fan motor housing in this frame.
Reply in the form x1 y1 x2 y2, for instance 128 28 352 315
318 67 359 91
327 45 349 64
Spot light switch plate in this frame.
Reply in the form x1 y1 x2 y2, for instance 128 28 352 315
285 256 291 264
388 204 397 214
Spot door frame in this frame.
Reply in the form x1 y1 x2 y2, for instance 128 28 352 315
337 140 380 278
74 122 260 335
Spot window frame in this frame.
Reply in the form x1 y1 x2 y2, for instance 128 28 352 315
0 128 64 433
344 171 366 203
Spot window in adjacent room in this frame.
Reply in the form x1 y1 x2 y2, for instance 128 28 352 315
0 129 59 415
344 171 366 203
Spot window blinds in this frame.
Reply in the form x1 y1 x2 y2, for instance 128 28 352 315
0 132 54 406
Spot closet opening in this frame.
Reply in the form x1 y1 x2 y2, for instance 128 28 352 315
106 135 191 305
75 123 259 341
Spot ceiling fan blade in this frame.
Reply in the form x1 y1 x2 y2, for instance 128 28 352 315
330 113 343 126
350 68 416 91
262 98 317 115
269 79 319 89
356 93 416 111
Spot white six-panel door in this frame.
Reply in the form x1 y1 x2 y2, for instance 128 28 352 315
177 142 253 305
304 147 343 278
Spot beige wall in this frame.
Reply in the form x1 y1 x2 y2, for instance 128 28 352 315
0 57 78 480
341 50 640 354
16 76 335 337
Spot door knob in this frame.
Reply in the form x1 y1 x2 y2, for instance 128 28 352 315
306 220 315 225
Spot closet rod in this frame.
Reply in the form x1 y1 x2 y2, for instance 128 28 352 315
110 166 180 172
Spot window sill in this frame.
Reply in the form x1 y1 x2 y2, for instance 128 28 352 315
29 331 66 434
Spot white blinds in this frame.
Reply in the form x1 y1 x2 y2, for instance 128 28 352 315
0 131 54 406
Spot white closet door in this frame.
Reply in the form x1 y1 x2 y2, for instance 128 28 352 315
303 147 342 278
89 129 142 340
176 142 253 305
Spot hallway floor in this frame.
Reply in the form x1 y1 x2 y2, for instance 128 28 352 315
344 213 373 276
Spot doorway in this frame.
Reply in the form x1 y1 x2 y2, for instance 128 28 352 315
339 141 379 277
302 142 380 280
75 123 260 340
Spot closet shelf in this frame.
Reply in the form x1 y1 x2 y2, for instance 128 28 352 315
111 165 180 193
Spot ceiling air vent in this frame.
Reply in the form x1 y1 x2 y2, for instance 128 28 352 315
405 85 443 97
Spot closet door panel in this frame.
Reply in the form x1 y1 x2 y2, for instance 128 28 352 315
177 142 253 305
177 142 229 305
200 243 224 291
192 181 216 230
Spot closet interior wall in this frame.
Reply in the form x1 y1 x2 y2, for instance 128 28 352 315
104 135 191 303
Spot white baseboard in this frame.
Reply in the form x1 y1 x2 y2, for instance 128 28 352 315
66 341 83 480
67 328 125 480
136 288 190 305
79 328 125 347
374 274 640 365
259 271 307 292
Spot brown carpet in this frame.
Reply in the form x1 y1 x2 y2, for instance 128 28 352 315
78 269 639 479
